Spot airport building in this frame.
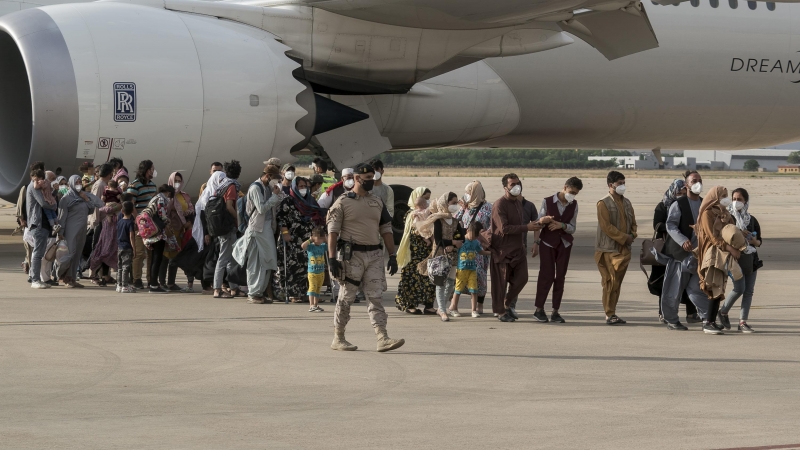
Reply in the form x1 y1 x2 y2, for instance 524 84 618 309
588 152 696 170
779 165 800 173
683 149 796 171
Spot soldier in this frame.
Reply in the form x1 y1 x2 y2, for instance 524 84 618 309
327 163 404 352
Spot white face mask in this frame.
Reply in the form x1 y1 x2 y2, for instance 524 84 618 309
152 169 157 179
119 182 127 191
268 179 280 189
614 184 626 196
564 192 576 203
298 188 308 197
732 200 745 211
691 182 703 195
374 171 382 181
448 204 460 214
719 196 732 208
74 184 82 192
463 193 471 202
174 182 181 190
344 179 355 190
509 185 522 197
284 171 295 181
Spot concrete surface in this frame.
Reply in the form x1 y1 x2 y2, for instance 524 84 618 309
1 176 799 450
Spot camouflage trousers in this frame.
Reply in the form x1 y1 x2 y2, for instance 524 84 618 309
334 249 387 329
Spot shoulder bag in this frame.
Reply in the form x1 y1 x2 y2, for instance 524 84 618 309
640 223 665 281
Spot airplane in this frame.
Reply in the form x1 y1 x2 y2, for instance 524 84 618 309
1 0 799 223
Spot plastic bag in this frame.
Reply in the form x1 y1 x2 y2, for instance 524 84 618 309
22 227 35 247
55 240 70 265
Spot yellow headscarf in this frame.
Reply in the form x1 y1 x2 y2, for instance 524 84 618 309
397 186 430 268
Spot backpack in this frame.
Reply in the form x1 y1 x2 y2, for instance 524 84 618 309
237 181 266 233
206 185 237 237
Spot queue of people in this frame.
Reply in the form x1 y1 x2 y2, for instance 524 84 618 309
16 157 764 353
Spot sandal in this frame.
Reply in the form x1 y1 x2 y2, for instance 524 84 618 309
405 308 423 315
439 312 450 322
606 315 627 325
213 290 233 299
423 308 438 315
231 289 247 298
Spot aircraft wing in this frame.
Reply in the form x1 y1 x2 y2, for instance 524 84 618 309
243 0 659 60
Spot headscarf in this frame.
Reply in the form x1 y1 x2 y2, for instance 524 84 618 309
289 177 326 226
63 175 86 208
661 179 685 207
728 198 751 231
465 180 486 210
168 171 194 223
415 192 455 239
193 171 227 251
696 186 733 244
113 167 129 182
397 186 430 268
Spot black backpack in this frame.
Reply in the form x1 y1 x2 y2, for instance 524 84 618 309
206 186 237 237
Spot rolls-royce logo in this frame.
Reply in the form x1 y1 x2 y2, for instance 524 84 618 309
731 57 800 83
113 82 136 122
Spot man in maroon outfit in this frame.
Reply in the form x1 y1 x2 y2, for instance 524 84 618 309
532 177 583 324
489 173 541 322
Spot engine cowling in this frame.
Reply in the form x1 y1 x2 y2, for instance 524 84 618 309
0 2 309 201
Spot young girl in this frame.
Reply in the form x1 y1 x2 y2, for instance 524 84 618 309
450 221 490 318
302 227 327 313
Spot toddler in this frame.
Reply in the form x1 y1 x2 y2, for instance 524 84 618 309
450 221 490 318
31 171 60 234
103 180 121 204
302 226 327 313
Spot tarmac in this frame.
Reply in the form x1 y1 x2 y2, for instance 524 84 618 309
1 176 799 450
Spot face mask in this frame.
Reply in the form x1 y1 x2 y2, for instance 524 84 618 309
691 182 703 195
284 171 295 181
344 179 355 190
564 192 576 203
463 193 471 202
373 172 382 181
298 188 308 197
119 182 127 190
174 182 181 190
614 184 626 196
75 185 83 192
448 204 460 214
59 187 69 195
268 179 280 189
361 180 374 192
732 201 745 211
425 200 431 208
152 169 157 179
720 197 732 208
509 185 522 197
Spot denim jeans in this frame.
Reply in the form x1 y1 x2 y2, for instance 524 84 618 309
29 226 50 283
720 271 758 321
435 277 456 313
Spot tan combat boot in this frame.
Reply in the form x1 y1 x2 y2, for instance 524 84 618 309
331 327 357 351
375 326 405 352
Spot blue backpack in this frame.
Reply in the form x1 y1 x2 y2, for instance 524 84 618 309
237 181 266 233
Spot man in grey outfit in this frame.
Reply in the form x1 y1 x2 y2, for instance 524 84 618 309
26 168 57 289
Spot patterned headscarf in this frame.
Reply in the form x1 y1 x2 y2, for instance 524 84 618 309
728 198 751 231
662 179 686 207
397 187 430 268
289 177 326 226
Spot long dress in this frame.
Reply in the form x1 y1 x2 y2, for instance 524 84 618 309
455 202 492 297
395 212 436 311
233 182 282 295
275 197 314 299
89 204 120 272
57 197 95 280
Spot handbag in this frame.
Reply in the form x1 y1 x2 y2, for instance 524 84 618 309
44 239 58 262
426 245 452 285
640 223 665 280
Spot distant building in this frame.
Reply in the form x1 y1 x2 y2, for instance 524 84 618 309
588 152 695 170
778 165 800 173
683 150 795 172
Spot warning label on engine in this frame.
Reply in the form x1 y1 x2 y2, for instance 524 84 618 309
113 82 136 122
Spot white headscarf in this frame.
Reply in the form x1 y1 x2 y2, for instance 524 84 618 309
728 200 751 231
193 171 227 251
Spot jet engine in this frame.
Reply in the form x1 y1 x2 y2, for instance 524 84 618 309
0 2 365 201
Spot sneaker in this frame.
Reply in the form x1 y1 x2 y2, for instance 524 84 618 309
166 285 182 292
738 322 754 333
498 313 515 322
149 286 167 294
448 309 462 318
667 322 689 331
658 314 667 324
309 306 325 312
718 312 731 330
493 313 499 317
31 281 50 289
507 307 519 320
712 321 725 332
533 309 549 323
46 280 59 287
686 313 702 323
120 286 135 294
133 279 144 289
703 323 723 335
471 311 481 318
551 311 566 323
116 285 121 293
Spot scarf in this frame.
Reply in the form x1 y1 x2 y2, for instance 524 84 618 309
397 186 429 268
728 200 751 231
193 171 227 251
168 171 194 224
416 192 455 239
661 179 685 207
113 167 129 182
465 180 486 210
63 175 86 208
696 185 733 244
289 177 326 226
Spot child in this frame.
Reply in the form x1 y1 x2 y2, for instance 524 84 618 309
451 221 490 318
302 227 327 313
31 170 60 235
103 180 121 204
116 201 137 293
